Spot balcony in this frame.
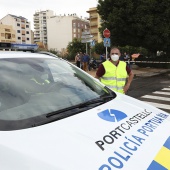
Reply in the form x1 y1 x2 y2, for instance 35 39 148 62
34 17 39 21
90 22 97 27
90 29 98 34
21 19 25 23
34 26 40 30
5 29 10 32
90 14 98 19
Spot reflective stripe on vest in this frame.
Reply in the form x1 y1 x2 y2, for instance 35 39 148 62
101 60 127 93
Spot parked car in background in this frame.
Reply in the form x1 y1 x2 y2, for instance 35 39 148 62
0 46 169 170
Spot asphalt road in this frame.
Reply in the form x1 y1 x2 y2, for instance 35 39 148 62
127 72 170 113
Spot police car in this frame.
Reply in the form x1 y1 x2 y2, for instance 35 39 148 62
0 43 169 170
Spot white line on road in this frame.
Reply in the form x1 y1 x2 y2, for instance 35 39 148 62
143 101 170 110
162 88 170 91
153 91 170 95
141 95 170 101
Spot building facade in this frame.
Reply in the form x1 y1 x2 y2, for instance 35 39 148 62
0 14 31 44
86 7 103 43
0 24 16 43
33 10 54 46
47 14 89 52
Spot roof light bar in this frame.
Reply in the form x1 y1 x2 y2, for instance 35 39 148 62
0 42 39 51
11 43 39 51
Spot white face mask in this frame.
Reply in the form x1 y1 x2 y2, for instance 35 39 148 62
111 54 119 61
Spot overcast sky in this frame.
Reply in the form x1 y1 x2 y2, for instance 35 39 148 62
0 0 98 30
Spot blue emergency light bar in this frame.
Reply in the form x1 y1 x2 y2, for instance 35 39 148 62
0 42 39 51
11 43 39 51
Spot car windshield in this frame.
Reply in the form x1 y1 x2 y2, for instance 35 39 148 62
0 56 116 130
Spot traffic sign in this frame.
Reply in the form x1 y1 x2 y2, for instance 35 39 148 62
81 39 93 43
90 40 95 46
104 38 110 47
82 31 90 35
81 31 94 43
103 28 110 38
81 35 94 39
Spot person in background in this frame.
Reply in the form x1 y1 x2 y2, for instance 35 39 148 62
100 54 106 63
82 53 90 71
79 52 83 69
75 52 80 68
95 47 134 94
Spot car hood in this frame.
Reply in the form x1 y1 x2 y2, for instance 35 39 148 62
0 93 169 170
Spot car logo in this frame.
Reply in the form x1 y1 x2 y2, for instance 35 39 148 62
97 109 127 122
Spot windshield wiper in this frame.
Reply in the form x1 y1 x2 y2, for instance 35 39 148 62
46 98 106 118
46 94 116 118
32 95 115 127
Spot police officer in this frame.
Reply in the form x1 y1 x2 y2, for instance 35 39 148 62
95 47 134 94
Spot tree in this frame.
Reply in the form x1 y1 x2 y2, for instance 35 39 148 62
94 42 107 55
97 0 170 56
67 38 87 60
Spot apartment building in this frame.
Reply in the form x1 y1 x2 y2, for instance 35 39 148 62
47 14 89 52
86 7 102 43
33 10 54 46
0 24 16 43
0 14 31 44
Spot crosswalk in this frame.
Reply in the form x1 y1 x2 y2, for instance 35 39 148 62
139 86 170 113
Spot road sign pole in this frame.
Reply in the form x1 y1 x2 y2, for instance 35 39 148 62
106 47 107 60
86 43 88 54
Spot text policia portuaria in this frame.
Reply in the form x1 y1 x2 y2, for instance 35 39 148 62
96 109 152 151
98 112 169 170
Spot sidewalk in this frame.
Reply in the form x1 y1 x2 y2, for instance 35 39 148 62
86 65 170 77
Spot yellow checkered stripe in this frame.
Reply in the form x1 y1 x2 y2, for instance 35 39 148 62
147 136 170 170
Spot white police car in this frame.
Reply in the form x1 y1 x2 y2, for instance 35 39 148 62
0 45 169 170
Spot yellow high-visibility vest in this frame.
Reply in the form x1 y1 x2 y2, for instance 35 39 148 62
101 60 127 93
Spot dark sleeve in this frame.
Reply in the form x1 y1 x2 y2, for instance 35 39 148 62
96 64 105 77
126 65 131 74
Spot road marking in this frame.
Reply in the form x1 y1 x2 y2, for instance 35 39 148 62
141 95 170 101
162 88 170 91
153 91 170 95
143 101 170 110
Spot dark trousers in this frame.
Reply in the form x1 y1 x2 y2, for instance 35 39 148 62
76 61 80 68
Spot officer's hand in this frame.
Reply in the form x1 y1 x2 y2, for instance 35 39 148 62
123 83 130 94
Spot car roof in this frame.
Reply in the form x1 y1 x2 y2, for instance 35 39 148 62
0 51 57 59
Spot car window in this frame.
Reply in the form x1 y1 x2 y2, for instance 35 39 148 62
0 57 116 130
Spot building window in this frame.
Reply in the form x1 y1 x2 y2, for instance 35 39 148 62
73 34 76 38
73 28 76 33
78 23 80 27
26 31 29 34
78 28 80 33
18 37 21 40
5 29 10 32
5 33 11 39
17 30 20 33
73 23 76 27
27 38 29 40
17 23 20 26
26 25 29 28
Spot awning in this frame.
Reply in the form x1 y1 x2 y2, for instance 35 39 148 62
131 53 140 58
